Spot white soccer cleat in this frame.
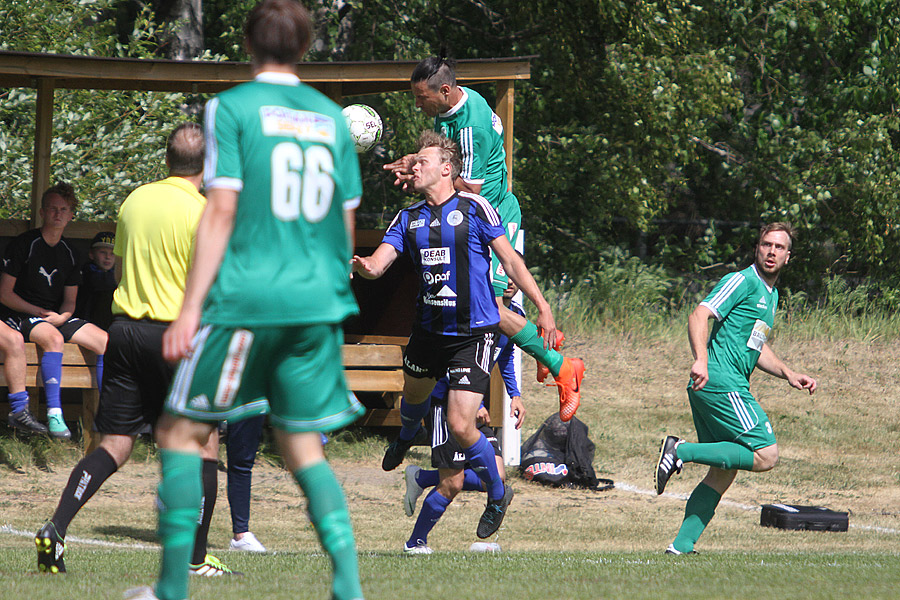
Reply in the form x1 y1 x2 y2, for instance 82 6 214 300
229 531 267 553
403 540 433 555
403 465 425 517
123 586 161 600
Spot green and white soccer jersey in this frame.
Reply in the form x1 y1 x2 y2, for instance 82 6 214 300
203 72 361 327
434 87 522 294
700 264 778 392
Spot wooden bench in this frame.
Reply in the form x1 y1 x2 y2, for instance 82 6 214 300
1 337 409 451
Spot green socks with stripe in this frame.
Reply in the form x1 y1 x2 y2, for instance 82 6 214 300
672 482 721 553
156 449 202 600
509 320 564 377
294 461 363 600
676 441 755 471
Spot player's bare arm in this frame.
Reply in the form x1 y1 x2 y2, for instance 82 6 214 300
757 343 818 394
162 188 237 362
687 304 715 390
343 207 357 249
0 273 51 318
55 285 77 323
453 177 482 195
350 242 400 280
489 234 558 348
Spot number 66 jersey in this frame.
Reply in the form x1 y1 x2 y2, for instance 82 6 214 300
202 71 362 327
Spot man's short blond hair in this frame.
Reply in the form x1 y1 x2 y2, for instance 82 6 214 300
417 130 462 181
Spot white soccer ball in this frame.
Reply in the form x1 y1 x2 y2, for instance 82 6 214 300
342 103 383 153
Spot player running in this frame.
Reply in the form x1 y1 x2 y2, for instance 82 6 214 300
654 222 817 554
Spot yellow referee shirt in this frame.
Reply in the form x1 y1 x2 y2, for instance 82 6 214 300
112 177 206 321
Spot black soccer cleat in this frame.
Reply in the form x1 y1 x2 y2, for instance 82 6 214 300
381 427 426 471
35 521 66 574
9 408 49 435
655 435 685 495
476 484 514 539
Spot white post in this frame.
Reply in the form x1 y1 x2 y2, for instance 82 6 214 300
501 231 525 466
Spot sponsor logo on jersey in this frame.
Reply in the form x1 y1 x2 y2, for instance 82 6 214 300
410 218 425 230
440 124 450 137
458 375 471 385
447 210 463 227
435 285 457 298
453 452 466 462
423 271 451 285
523 462 569 481
491 111 504 135
38 266 57 285
259 106 336 143
757 295 768 309
421 247 450 265
449 367 471 374
430 218 441 227
423 292 456 308
495 263 506 277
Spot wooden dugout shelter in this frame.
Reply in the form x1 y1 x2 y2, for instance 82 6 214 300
0 51 532 436
0 50 532 228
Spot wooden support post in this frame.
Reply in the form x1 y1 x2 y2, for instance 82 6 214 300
496 79 515 185
31 78 55 228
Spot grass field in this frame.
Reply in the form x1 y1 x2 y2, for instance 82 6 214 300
1 326 899 599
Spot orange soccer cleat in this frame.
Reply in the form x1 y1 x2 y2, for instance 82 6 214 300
552 357 585 422
535 330 566 383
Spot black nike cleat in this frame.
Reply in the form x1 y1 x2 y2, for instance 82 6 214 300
476 484 514 539
381 427 427 471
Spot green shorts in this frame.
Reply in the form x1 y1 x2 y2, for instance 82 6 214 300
686 386 776 451
490 192 523 296
166 323 365 432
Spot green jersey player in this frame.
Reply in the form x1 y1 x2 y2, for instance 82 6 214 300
384 57 585 422
126 2 365 600
654 222 818 555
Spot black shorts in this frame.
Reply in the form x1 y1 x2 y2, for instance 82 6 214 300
426 399 501 469
92 317 173 435
4 313 88 341
403 327 497 395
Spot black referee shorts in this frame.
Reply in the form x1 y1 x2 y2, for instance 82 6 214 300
93 317 173 435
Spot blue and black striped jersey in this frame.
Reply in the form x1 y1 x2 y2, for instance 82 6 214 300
383 191 506 335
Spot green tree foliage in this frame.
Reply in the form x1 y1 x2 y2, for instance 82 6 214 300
3 0 899 303
0 0 189 220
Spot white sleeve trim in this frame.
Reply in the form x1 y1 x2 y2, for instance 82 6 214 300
207 177 243 192
343 196 361 210
699 301 723 321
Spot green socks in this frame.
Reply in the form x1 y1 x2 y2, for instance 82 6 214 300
677 441 755 471
156 449 202 600
294 461 363 600
509 320 564 377
672 482 721 553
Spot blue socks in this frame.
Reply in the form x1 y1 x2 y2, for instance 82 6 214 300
408 489 451 547
462 469 485 491
462 434 504 500
8 390 29 414
95 354 104 395
41 351 63 411
398 396 430 441
415 469 440 489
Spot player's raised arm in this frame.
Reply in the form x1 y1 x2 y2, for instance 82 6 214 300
351 242 400 280
489 234 557 349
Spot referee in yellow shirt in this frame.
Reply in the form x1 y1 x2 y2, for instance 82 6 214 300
35 123 236 577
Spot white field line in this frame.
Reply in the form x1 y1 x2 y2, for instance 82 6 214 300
613 481 900 535
3 481 898 548
0 524 157 549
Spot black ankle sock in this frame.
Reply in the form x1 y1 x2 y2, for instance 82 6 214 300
52 447 118 538
191 459 219 564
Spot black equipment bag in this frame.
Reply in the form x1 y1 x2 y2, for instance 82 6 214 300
760 504 849 532
519 413 613 491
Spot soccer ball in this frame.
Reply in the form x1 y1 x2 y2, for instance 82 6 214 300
342 104 383 153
